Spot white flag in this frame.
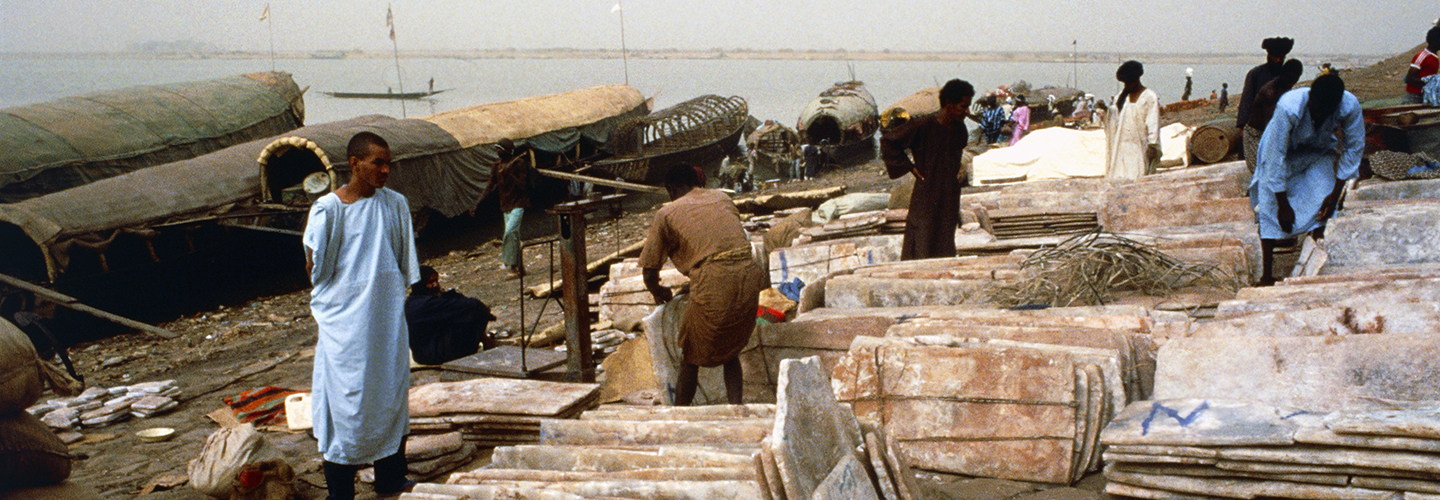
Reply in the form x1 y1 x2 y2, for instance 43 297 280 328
611 3 621 13
386 5 396 41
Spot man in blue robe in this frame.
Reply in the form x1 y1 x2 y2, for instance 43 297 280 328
1250 73 1363 286
304 132 421 499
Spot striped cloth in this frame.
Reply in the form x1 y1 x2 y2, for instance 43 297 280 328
223 386 300 426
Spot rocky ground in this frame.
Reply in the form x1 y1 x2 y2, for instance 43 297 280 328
42 48 1413 498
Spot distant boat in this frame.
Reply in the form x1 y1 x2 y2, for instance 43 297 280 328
309 50 347 59
320 89 447 100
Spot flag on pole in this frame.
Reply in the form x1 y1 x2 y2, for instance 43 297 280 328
386 5 396 40
611 3 621 13
259 3 269 21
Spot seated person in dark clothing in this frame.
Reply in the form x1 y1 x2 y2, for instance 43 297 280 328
405 266 498 365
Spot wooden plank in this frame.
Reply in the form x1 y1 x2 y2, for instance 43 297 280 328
0 272 176 339
536 168 662 193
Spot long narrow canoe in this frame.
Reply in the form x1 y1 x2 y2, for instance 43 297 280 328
321 89 447 100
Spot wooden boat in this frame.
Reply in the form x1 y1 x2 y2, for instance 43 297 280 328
591 95 749 184
745 121 801 181
321 89 446 100
0 72 304 203
0 85 647 283
798 81 879 161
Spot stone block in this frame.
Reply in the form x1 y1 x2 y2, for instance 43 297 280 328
580 404 774 422
1105 198 1256 233
1217 445 1440 475
1326 201 1440 269
824 275 989 309
770 235 903 290
408 379 599 418
1106 467 1399 500
489 445 753 472
1101 400 1296 447
1326 409 1440 440
832 336 1097 485
902 438 1075 484
1112 463 1348 486
1350 178 1440 202
1155 335 1440 411
538 419 772 446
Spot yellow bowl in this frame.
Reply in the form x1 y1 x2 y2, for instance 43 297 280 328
136 427 175 443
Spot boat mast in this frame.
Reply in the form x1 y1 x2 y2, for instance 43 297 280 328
388 4 407 117
614 1 629 85
1071 39 1078 89
261 3 275 72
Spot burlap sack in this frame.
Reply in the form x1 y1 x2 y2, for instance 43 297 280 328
0 319 43 415
0 412 72 490
187 424 282 498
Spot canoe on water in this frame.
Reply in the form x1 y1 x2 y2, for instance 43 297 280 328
321 89 448 100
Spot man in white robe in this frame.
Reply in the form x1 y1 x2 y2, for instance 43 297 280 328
1105 60 1161 179
304 131 420 500
1250 73 1362 285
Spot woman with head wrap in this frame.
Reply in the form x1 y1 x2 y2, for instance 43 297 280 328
1250 73 1363 286
1104 60 1160 179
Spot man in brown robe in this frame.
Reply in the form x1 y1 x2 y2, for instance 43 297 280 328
881 79 975 260
641 164 767 405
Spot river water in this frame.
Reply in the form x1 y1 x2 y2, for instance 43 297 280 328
3 55 1266 126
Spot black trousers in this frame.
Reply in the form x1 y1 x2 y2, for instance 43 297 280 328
321 440 407 500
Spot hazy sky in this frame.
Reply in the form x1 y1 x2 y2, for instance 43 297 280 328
0 0 1433 56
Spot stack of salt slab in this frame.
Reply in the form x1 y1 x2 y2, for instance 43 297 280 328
361 432 477 483
1102 161 1254 233
407 378 600 449
824 306 1182 485
1101 270 1440 499
404 404 773 499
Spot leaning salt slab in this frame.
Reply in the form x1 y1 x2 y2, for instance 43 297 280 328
812 453 881 500
1101 399 1296 446
863 432 899 500
772 356 863 500
1154 335 1440 411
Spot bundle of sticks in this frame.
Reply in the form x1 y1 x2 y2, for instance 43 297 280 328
987 230 1241 307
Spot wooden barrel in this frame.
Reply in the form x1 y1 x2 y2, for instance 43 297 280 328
1189 119 1240 164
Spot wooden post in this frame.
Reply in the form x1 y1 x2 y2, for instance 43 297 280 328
547 194 628 382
